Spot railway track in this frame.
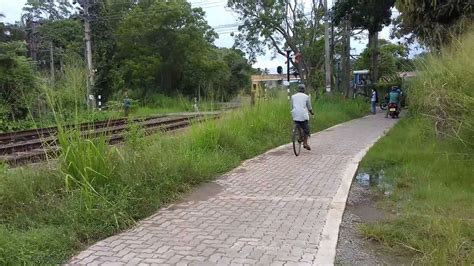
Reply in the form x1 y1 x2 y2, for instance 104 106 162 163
0 113 218 166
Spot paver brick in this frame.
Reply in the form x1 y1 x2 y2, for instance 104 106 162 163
67 114 396 265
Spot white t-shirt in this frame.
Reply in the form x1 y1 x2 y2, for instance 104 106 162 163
291 92 312 121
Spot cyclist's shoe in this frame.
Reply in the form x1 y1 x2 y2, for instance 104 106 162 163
303 144 311 151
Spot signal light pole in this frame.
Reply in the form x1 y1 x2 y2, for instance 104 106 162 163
286 48 291 83
324 0 332 93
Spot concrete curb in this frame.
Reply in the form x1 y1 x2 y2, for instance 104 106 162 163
313 124 394 265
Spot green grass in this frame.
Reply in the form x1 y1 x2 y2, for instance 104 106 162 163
359 117 473 264
0 95 367 264
357 29 474 264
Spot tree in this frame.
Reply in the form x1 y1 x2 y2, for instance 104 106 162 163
333 0 395 84
394 0 474 50
355 39 414 80
227 0 325 90
23 0 72 21
1 19 25 43
221 48 253 97
22 0 78 70
116 0 217 96
0 41 38 120
39 19 83 57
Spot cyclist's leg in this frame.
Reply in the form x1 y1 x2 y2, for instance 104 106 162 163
302 120 311 150
294 121 303 142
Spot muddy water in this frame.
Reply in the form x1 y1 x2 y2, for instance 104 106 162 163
335 172 413 265
355 171 393 196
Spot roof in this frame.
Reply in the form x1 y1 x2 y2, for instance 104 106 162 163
398 72 417 78
353 70 370 74
251 74 301 82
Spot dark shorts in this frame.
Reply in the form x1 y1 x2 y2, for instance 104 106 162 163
294 120 310 136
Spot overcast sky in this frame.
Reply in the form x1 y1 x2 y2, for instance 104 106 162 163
1 0 414 73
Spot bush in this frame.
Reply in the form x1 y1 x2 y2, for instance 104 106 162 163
0 41 39 120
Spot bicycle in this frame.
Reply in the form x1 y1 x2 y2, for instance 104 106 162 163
292 123 304 156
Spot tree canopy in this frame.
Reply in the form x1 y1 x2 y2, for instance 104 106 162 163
333 0 395 83
333 0 395 34
0 0 255 117
228 0 326 89
354 39 414 80
394 0 474 50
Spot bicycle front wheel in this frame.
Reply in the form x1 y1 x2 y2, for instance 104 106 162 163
292 125 302 156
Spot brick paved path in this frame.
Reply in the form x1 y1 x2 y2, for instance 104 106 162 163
69 113 397 265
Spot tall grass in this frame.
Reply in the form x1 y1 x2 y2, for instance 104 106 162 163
0 95 367 264
409 29 474 147
358 29 474 264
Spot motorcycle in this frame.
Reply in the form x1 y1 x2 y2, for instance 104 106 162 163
380 96 389 110
388 103 399 118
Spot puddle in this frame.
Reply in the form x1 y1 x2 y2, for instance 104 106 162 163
355 170 393 196
336 173 413 265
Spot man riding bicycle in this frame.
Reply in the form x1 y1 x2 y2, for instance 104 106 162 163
291 84 314 150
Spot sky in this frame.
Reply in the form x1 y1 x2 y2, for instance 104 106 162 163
1 0 419 73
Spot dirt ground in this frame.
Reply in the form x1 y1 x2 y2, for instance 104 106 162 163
335 174 413 265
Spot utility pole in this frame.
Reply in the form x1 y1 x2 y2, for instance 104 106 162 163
79 0 95 109
49 41 55 81
330 8 335 91
324 0 331 93
342 16 351 97
48 2 55 81
287 49 291 83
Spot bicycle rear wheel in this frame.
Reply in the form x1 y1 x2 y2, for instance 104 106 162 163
292 125 302 156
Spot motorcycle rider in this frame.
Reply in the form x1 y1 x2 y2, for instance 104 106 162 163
385 86 401 118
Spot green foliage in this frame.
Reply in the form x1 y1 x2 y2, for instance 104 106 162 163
0 97 366 264
90 1 122 98
38 19 83 57
0 20 25 43
355 39 415 80
116 0 216 94
395 0 474 50
333 0 395 33
333 0 396 83
228 0 325 89
22 0 80 72
0 41 39 120
23 0 73 21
